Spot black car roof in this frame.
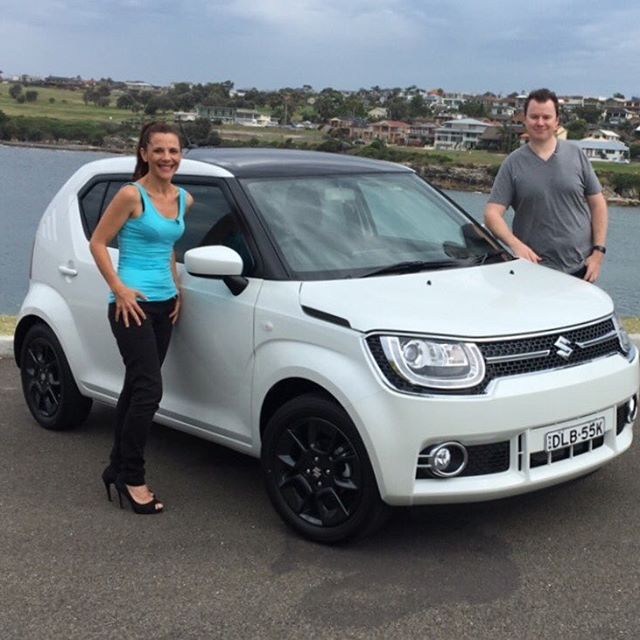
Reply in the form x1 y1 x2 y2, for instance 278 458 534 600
184 147 412 178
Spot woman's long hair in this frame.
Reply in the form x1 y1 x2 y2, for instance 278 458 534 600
132 122 183 181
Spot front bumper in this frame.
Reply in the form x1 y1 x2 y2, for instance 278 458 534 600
352 351 639 506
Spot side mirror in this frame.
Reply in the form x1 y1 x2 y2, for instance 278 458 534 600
184 246 248 295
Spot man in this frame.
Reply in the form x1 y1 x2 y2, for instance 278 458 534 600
484 88 608 282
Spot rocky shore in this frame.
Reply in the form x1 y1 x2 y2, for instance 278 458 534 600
415 164 640 206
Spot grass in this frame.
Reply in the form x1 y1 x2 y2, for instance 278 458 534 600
622 317 640 334
591 161 640 175
217 123 324 144
0 316 17 336
0 84 136 123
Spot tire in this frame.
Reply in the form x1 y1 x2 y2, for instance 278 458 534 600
20 323 92 431
262 393 390 544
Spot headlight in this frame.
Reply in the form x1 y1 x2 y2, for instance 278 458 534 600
378 336 485 389
613 313 636 360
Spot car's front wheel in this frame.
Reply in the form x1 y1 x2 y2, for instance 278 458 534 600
262 393 390 543
20 323 92 431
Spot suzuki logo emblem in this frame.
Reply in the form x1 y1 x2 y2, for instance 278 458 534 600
554 336 574 360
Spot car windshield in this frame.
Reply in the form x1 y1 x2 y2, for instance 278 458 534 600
241 172 508 279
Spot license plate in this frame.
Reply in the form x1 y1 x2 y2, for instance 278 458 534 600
545 417 605 452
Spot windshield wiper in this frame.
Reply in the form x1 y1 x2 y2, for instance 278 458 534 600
360 259 467 278
468 250 512 265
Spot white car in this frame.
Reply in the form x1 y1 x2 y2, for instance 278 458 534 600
16 148 639 543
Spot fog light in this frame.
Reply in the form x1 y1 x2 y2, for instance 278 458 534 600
627 395 638 424
427 442 468 478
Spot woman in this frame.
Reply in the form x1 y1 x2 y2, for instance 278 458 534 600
90 122 193 514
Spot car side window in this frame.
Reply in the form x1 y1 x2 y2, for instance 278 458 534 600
79 178 254 274
79 179 126 249
171 183 254 276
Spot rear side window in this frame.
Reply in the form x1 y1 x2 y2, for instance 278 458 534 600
79 178 254 274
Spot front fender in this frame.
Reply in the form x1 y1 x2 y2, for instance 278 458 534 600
253 336 387 480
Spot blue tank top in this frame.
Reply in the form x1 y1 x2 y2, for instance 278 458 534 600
109 183 186 302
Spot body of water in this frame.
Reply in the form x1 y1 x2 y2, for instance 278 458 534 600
1 144 639 315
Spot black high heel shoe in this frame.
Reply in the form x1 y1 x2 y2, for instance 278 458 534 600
103 467 154 503
115 481 164 515
101 466 117 502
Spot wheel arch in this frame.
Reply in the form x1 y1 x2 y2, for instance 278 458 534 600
14 314 46 365
259 377 339 437
16 284 87 381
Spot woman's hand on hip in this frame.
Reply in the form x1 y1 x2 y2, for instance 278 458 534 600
169 294 181 325
113 286 147 327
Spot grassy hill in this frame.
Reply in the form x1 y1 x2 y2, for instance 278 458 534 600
0 84 134 123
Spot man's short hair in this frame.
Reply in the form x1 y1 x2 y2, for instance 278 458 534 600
524 89 559 117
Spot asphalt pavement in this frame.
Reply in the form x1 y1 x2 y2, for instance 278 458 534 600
1 354 640 640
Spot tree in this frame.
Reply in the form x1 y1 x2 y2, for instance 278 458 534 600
315 88 345 120
408 94 430 119
116 94 136 110
386 97 409 121
459 101 485 118
25 90 38 102
575 106 602 124
182 118 212 145
9 83 23 100
565 118 587 140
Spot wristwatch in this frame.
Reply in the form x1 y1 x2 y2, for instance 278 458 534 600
592 245 607 254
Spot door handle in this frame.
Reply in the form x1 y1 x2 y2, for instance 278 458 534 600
58 265 78 277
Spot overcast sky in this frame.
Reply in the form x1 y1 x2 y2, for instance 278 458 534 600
1 0 639 97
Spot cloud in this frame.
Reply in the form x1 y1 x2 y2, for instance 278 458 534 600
213 0 426 44
0 0 639 95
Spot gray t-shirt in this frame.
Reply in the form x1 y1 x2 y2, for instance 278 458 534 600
488 139 602 273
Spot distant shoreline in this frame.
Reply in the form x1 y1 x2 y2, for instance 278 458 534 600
0 139 125 154
3 139 639 206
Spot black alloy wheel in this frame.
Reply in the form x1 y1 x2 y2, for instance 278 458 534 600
262 393 390 543
20 323 92 431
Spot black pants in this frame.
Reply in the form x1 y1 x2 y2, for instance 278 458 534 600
107 298 174 486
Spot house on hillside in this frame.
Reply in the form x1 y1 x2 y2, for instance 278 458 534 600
604 108 634 126
476 123 524 152
407 121 436 146
124 80 156 92
572 139 630 163
434 118 492 150
370 120 409 144
367 107 388 120
585 129 621 141
197 105 236 123
487 102 516 118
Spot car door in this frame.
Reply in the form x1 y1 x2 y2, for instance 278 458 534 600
159 180 261 447
71 175 134 397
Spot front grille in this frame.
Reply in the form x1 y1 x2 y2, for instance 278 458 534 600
368 318 622 395
416 441 510 479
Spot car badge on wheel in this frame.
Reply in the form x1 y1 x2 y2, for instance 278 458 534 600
554 336 574 360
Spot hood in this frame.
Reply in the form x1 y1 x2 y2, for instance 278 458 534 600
299 260 614 337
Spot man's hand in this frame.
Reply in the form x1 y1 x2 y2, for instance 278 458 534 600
583 250 605 283
510 238 541 264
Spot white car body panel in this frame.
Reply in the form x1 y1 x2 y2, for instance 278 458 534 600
299 260 613 336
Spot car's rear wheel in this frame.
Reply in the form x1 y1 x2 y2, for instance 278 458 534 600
20 323 92 431
262 393 390 543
